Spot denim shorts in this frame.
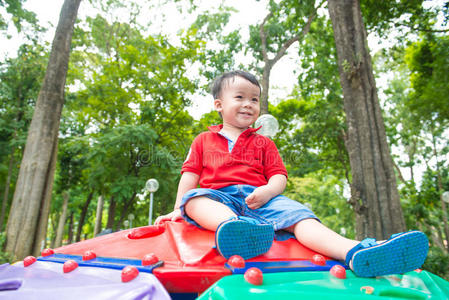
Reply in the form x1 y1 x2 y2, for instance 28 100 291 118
180 185 319 241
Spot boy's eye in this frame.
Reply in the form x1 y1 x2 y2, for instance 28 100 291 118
252 98 259 102
235 95 243 99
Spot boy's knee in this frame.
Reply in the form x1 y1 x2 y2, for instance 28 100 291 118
286 218 319 232
184 196 206 215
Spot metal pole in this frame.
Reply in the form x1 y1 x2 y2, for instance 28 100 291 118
149 192 154 225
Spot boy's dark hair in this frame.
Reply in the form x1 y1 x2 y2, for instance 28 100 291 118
211 70 261 99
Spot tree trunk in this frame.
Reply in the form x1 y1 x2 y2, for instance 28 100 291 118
0 147 15 231
117 192 136 230
106 196 116 230
75 191 93 242
258 4 318 114
54 191 69 248
67 213 74 244
432 129 449 252
5 0 82 260
93 195 104 237
260 65 271 114
327 0 406 239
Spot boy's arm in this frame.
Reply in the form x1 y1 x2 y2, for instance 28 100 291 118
154 172 199 224
245 174 287 210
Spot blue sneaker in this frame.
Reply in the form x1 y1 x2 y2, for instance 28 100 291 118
346 231 429 277
215 216 274 260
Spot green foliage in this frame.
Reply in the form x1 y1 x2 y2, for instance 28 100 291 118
376 33 449 279
0 0 37 32
360 0 446 39
269 17 350 180
285 174 355 238
0 42 48 228
405 34 449 123
1 0 448 264
0 232 13 264
423 246 449 280
247 0 318 73
189 6 243 84
44 7 204 236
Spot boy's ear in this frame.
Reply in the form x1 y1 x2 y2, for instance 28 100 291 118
214 98 223 112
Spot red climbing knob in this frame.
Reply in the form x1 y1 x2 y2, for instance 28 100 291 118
244 267 263 285
23 256 37 267
228 255 245 269
121 266 139 282
311 254 326 266
41 248 54 257
82 250 96 261
330 265 346 279
63 260 78 273
142 253 159 266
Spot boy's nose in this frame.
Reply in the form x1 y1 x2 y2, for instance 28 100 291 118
242 99 253 107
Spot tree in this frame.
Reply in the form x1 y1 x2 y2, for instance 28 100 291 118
0 44 47 230
405 35 449 123
5 0 81 259
0 0 37 33
251 0 325 114
327 0 406 239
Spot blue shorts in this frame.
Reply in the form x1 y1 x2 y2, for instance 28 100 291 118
180 185 319 241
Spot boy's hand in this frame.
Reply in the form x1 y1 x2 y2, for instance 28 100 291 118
154 209 182 225
245 186 272 209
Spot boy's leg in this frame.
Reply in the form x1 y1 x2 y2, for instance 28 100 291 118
287 218 359 262
184 196 237 231
288 219 428 277
185 195 274 259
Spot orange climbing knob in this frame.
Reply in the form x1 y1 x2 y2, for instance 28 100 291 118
82 250 96 261
63 260 78 273
41 248 54 257
228 255 245 268
244 267 263 285
121 266 139 282
23 256 37 267
330 265 346 279
142 253 159 266
311 254 326 266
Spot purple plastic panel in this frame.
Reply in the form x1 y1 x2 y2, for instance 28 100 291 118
225 259 347 274
0 261 170 300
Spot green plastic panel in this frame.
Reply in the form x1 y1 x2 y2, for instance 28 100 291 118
198 270 449 300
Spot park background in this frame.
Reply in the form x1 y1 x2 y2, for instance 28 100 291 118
0 0 448 279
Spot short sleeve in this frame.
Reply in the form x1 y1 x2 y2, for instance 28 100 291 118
262 138 288 180
181 134 204 175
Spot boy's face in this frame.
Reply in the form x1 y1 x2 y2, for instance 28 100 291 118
214 76 260 130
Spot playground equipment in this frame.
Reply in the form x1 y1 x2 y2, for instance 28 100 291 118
1 221 448 299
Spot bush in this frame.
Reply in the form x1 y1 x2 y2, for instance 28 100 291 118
422 245 449 280
0 232 13 265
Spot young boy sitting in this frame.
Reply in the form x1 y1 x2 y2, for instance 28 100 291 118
155 70 428 277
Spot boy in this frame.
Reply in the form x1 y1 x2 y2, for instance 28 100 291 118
155 70 428 277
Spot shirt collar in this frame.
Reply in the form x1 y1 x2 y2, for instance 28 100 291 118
208 124 261 136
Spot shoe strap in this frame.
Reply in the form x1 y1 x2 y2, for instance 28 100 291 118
238 216 262 224
345 238 377 266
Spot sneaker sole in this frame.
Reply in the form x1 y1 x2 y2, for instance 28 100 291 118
352 231 429 277
215 220 274 260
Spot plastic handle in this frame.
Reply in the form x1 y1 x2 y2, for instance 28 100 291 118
0 278 23 291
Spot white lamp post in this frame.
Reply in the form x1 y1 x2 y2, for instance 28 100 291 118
145 178 159 225
255 114 279 138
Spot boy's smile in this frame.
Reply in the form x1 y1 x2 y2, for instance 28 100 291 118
214 76 261 135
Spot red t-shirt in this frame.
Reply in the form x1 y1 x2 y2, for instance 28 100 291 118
181 124 288 189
